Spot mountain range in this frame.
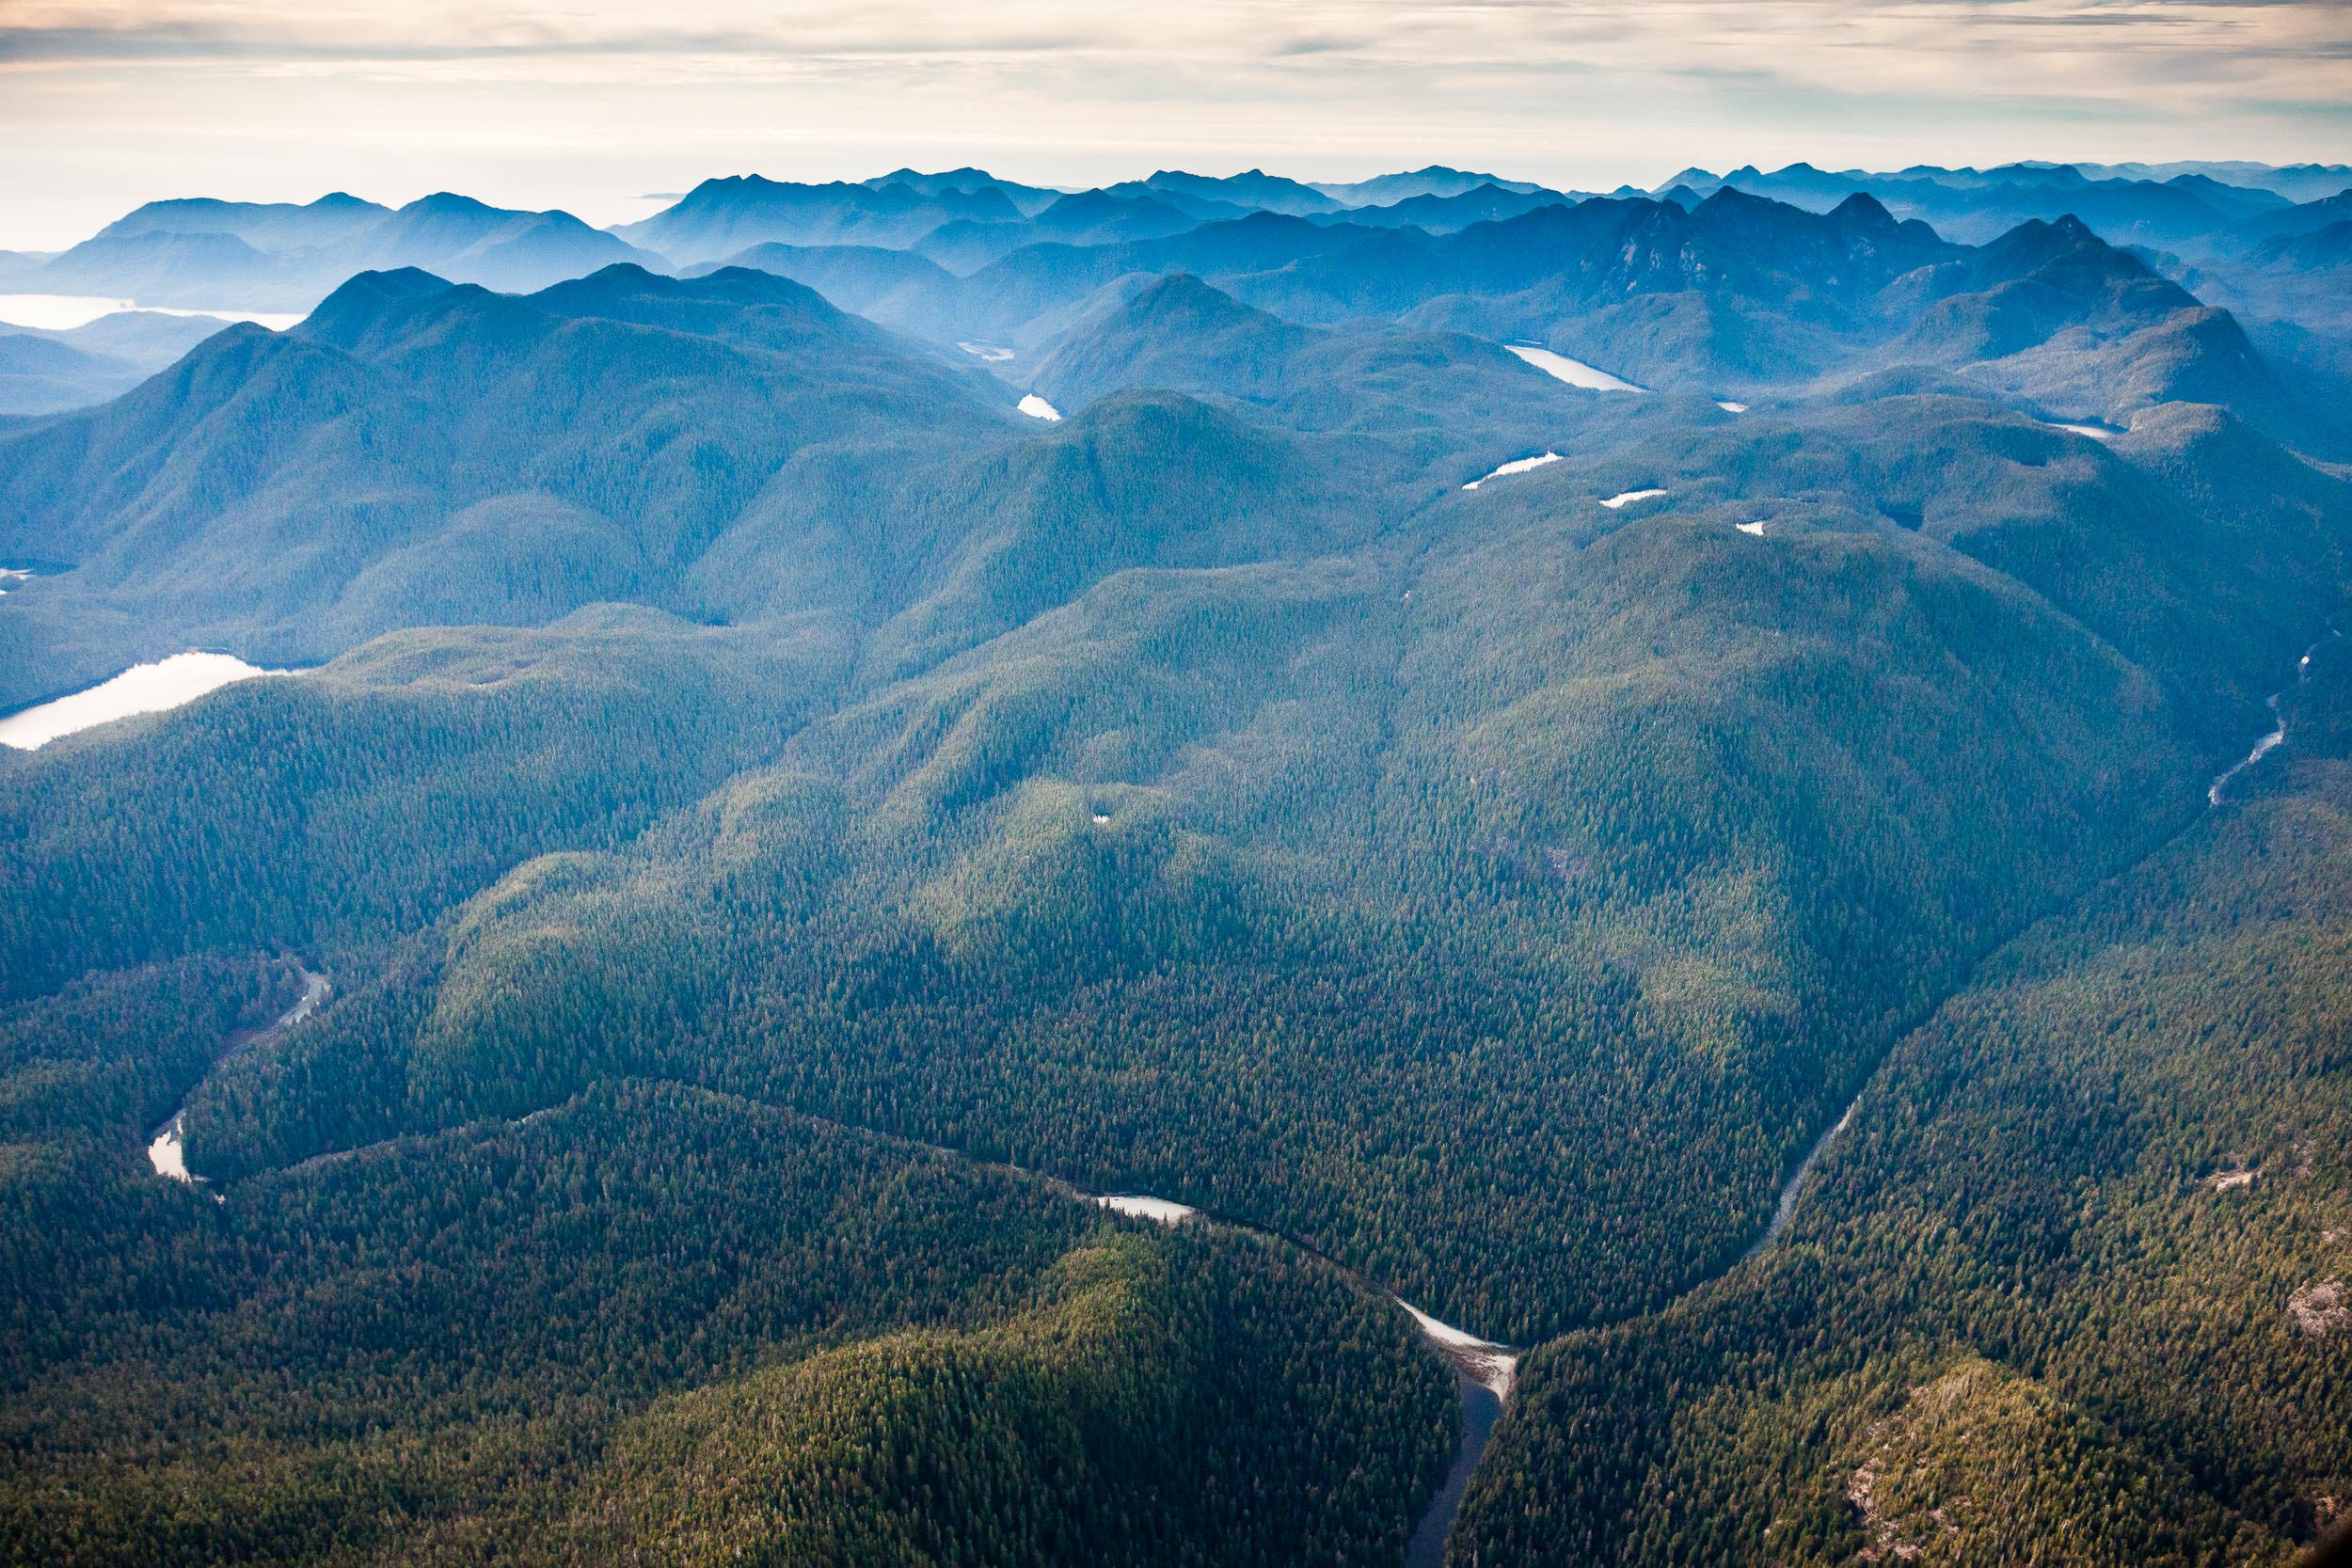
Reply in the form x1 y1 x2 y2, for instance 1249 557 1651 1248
1 155 2348 1568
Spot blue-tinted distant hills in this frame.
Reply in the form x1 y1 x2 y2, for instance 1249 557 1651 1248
0 192 660 310
98 191 393 250
7 157 2346 451
612 174 1027 263
1140 168 1352 216
654 179 2328 451
9 154 2344 337
1656 159 2346 249
1310 165 1548 203
914 189 1208 273
0 310 232 416
1310 182 1575 232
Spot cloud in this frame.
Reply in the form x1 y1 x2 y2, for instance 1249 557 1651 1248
0 0 2344 250
6 0 2347 122
1 0 2346 94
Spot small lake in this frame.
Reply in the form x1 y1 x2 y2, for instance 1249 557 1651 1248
1464 451 1562 489
1600 488 1667 509
1506 343 1645 392
1093 1194 1199 1224
0 652 294 751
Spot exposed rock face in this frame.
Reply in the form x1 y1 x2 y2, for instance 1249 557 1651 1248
2288 1280 2347 1338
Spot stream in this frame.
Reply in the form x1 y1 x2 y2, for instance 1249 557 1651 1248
2207 641 2325 806
148 965 329 1186
1744 1093 1862 1262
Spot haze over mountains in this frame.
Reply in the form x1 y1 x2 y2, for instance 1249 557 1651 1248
2 152 2349 1568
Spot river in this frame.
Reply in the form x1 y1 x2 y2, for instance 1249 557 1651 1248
1744 1093 1862 1262
2207 636 2335 807
148 965 329 1186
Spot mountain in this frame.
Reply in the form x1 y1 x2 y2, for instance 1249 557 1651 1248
2243 162 2352 202
764 210 1383 349
1227 190 1951 387
1311 166 1547 204
1697 159 1869 206
9 228 299 308
1662 162 2279 248
691 185 2325 451
614 174 1024 265
2162 170 2293 221
1141 167 1351 215
96 191 393 250
913 189 1207 273
0 332 148 416
1026 272 1318 409
1024 272 1674 473
18 193 662 310
2256 219 2352 271
0 263 1022 705
2243 188 2352 244
1459 653 2352 1564
1896 213 2196 359
861 165 1067 216
1320 182 1575 233
1875 214 2328 443
25 309 234 366
0 309 235 415
688 241 963 325
353 192 658 293
1097 179 1252 224
2069 158 2352 201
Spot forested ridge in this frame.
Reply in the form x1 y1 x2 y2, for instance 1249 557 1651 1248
1453 658 2352 1565
3 179 2350 1566
2 1076 1454 1566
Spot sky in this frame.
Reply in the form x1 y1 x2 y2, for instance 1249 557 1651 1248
2 0 2349 249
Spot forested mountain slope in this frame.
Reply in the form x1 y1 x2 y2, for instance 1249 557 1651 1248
1 1065 1453 1566
1455 651 2352 1566
0 264 1024 707
1017 273 1698 477
9 368 2344 1336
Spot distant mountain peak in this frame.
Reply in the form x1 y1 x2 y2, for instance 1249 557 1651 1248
405 191 501 216
1829 191 1901 229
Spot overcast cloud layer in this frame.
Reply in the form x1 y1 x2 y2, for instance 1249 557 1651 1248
2 0 2349 248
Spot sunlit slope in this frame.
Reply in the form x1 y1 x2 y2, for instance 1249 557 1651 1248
135 429 2275 1340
